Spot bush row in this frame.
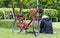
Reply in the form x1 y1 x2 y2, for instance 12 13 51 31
0 8 59 22
43 9 58 22
26 9 58 22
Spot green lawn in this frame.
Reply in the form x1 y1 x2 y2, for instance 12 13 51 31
0 20 60 38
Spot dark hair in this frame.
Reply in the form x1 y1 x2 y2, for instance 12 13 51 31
38 8 44 13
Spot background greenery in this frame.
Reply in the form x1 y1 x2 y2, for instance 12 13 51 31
0 8 58 22
0 0 60 21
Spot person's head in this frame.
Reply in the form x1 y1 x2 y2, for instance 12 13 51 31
37 8 44 18
38 8 44 14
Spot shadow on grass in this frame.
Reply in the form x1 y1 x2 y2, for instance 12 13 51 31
0 21 13 29
0 20 32 30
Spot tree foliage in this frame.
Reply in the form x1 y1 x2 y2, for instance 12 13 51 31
0 0 58 9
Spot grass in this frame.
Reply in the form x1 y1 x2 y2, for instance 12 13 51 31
0 20 60 38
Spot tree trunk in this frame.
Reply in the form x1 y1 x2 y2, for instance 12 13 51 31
17 0 23 14
11 0 16 21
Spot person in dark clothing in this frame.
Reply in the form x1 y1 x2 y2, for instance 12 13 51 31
39 15 53 34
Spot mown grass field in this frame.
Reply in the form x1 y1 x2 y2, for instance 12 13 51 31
0 20 60 38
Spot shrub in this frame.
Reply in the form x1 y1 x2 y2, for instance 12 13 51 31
43 9 58 18
43 9 58 22
52 17 58 22
25 9 58 21
58 18 60 22
0 8 59 22
0 12 3 16
0 11 4 19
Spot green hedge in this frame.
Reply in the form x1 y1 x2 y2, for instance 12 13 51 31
0 8 59 22
0 8 13 19
43 9 58 18
25 9 58 21
43 9 58 22
58 11 60 22
0 11 4 19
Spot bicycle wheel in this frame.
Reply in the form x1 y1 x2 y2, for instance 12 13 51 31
12 21 21 33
